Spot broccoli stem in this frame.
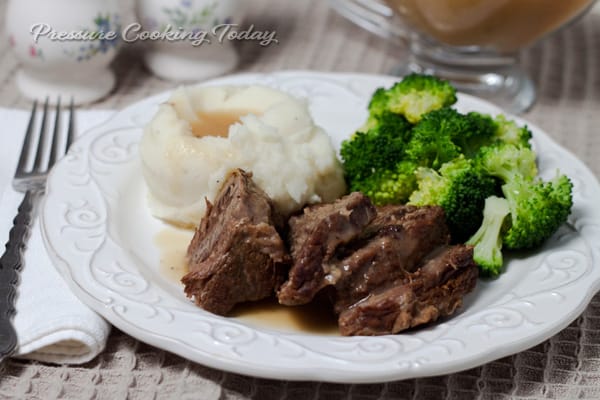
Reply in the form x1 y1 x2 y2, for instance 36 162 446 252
467 196 510 276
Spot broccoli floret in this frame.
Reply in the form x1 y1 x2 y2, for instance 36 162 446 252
477 142 571 249
405 110 532 167
459 113 532 153
477 142 538 183
501 174 573 249
408 157 498 242
445 112 533 158
493 115 532 148
368 74 457 124
455 112 498 157
406 107 495 169
404 108 462 169
368 111 413 143
341 111 416 204
366 87 391 127
466 196 510 276
340 112 411 181
351 160 418 205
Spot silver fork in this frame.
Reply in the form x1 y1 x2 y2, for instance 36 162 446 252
0 98 74 362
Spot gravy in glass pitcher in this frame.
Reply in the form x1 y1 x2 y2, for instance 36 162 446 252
385 0 595 52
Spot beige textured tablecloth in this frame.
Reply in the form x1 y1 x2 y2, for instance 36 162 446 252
1 0 600 398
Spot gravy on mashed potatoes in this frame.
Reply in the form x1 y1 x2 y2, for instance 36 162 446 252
140 85 346 227
190 110 250 138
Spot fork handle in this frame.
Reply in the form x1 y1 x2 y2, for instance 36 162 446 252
0 190 38 361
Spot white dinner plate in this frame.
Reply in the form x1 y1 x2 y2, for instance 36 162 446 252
41 71 600 383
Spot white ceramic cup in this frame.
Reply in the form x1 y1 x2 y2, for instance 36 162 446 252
134 0 245 82
6 0 121 105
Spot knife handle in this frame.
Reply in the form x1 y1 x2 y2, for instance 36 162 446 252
0 191 36 361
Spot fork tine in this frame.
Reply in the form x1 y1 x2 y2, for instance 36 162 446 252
15 101 38 174
66 97 75 151
47 97 61 167
32 97 50 172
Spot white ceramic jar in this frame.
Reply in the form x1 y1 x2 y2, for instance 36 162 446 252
6 0 121 105
134 0 244 82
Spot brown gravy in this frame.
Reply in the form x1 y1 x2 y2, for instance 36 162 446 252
154 228 193 282
154 228 340 335
384 0 595 52
190 110 250 138
230 296 339 335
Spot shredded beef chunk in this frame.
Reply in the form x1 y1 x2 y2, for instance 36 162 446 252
277 192 377 306
182 169 289 315
278 197 477 336
338 245 478 336
330 205 450 313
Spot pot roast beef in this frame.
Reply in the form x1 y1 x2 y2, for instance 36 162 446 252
338 244 478 336
182 176 478 335
330 205 451 313
278 202 451 310
277 192 377 306
181 169 289 315
277 194 478 335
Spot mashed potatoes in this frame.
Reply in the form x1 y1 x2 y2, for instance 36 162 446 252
140 85 346 227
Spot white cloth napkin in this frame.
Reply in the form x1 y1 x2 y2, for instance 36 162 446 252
0 107 116 364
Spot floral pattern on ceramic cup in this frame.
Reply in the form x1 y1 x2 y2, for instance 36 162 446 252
6 0 121 104
8 34 44 60
135 0 243 81
29 45 44 60
65 13 121 62
146 0 233 32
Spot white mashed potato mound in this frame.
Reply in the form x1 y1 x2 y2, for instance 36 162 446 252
140 85 346 227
